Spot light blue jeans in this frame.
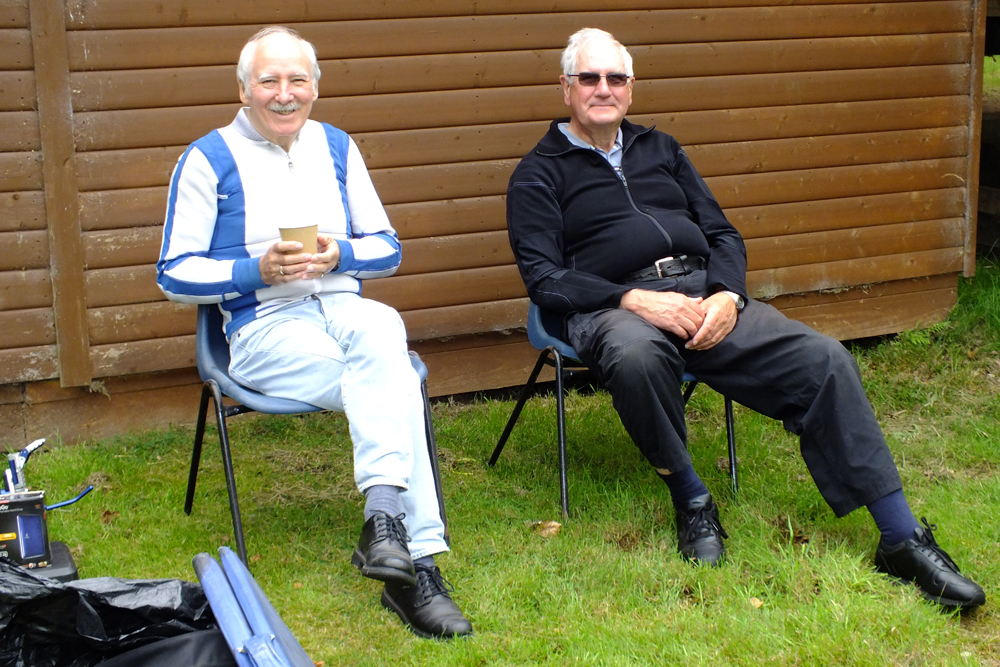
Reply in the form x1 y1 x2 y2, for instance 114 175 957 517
228 292 447 558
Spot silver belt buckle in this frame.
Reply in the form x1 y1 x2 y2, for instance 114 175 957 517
654 255 684 278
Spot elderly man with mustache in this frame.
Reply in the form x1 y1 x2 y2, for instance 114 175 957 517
157 26 472 639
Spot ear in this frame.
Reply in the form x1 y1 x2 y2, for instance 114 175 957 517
238 82 249 106
560 75 572 107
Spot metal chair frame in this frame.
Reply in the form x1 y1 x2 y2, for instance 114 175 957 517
488 302 738 518
185 305 448 564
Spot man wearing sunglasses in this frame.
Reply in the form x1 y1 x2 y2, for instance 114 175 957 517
158 26 472 638
505 27 985 609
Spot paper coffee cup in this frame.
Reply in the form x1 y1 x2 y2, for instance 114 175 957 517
278 224 318 254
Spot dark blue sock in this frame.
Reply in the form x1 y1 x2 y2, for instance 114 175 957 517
414 555 435 570
657 465 710 509
867 488 920 545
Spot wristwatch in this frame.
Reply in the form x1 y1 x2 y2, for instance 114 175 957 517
722 290 746 311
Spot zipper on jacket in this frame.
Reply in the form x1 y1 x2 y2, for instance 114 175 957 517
613 156 673 247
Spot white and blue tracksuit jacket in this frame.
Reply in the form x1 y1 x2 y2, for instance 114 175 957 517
157 109 400 339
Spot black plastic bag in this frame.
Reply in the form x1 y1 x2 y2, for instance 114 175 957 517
0 557 222 667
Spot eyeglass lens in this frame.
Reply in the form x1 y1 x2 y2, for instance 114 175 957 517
574 72 630 87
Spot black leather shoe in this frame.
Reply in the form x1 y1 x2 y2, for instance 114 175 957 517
676 493 728 566
382 565 473 639
351 512 416 587
875 518 985 609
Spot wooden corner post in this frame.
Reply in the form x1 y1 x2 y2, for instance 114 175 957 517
967 0 989 276
30 0 92 387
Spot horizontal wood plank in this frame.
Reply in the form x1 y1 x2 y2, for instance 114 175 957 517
766 272 955 310
780 283 958 340
747 247 963 299
401 298 530 341
0 70 34 111
0 191 47 232
364 265 527 312
0 1 27 28
61 0 937 30
88 300 194 345
0 345 57 384
0 230 48 271
0 268 51 311
0 151 43 192
419 337 542 396
386 196 507 240
0 28 31 69
397 231 515 276
84 264 161 308
69 33 970 111
65 4 969 70
732 187 966 239
89 334 195 377
85 296 532 345
0 307 53 349
688 126 968 179
77 145 185 192
79 187 166 231
0 110 40 152
73 64 968 150
83 226 162 270
744 218 964 271
707 157 968 209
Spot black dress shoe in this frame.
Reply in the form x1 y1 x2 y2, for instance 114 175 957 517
382 565 473 639
676 493 728 566
875 518 986 609
351 512 416 587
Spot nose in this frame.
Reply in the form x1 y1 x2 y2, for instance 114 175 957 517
276 80 295 101
594 75 613 95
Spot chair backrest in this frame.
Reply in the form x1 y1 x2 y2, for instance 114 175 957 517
196 305 234 384
526 302 582 363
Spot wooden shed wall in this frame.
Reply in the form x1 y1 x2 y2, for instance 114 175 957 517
0 0 986 445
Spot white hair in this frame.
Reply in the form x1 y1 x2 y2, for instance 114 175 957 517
560 28 633 79
236 26 321 92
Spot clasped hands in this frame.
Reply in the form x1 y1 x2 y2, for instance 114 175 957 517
620 289 738 351
260 233 340 285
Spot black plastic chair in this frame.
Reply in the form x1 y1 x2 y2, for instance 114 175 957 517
488 301 738 518
186 304 448 564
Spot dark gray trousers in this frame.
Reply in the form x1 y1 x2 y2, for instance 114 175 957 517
567 281 902 517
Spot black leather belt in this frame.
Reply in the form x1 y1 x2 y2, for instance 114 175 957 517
621 255 705 283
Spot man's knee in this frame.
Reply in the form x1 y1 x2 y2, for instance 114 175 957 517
604 333 680 384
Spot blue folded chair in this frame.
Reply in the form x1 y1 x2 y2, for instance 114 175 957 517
193 546 313 667
185 304 448 564
488 301 738 517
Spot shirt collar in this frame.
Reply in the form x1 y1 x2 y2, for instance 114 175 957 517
557 123 623 157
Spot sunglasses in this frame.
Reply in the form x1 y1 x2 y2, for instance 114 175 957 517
568 72 631 87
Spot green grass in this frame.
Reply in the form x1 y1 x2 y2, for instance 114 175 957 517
28 259 1000 666
985 56 1000 95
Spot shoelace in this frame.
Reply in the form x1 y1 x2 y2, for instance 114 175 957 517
413 566 455 605
684 505 729 543
374 512 412 544
915 517 960 572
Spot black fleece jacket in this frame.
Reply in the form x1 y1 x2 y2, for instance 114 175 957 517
506 118 748 316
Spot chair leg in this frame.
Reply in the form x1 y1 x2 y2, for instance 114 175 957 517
553 349 570 519
725 397 738 497
421 380 450 546
488 351 549 466
204 381 249 566
185 383 212 515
